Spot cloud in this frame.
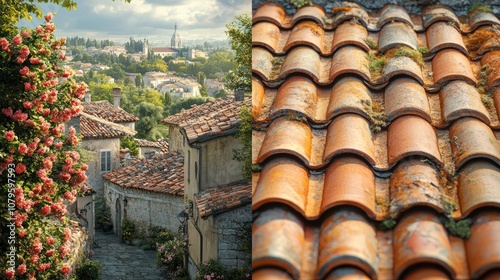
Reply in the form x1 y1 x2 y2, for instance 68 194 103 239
18 0 251 43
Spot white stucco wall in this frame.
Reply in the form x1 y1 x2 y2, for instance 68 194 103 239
81 138 121 197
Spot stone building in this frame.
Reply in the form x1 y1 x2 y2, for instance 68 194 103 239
134 138 169 158
102 152 184 236
163 96 252 277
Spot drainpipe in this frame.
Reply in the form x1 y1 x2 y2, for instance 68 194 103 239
182 129 204 263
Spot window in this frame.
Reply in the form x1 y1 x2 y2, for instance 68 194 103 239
100 150 111 172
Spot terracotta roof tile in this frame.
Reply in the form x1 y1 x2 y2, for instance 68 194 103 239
252 2 500 279
102 152 183 196
83 101 138 123
134 138 169 153
194 181 251 218
80 112 136 139
162 97 251 143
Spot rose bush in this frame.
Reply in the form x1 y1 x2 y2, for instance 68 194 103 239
156 233 189 274
0 13 88 279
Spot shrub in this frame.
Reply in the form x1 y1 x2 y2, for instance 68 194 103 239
156 233 189 273
196 259 225 280
121 218 136 243
95 197 112 231
76 259 102 280
140 226 174 250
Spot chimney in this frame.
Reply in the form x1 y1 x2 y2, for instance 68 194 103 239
113 87 121 107
235 89 244 101
84 90 91 103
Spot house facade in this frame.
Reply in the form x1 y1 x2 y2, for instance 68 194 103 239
102 152 184 236
163 96 252 276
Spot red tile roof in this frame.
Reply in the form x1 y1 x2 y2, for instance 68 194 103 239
252 2 500 279
102 152 184 196
135 138 170 153
163 97 251 143
83 101 138 123
80 112 136 139
194 181 251 218
80 182 96 195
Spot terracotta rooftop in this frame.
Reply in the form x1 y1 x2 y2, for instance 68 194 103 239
102 152 184 196
80 182 96 195
83 101 138 123
252 2 500 280
163 97 251 143
80 112 136 139
194 181 251 218
135 138 170 152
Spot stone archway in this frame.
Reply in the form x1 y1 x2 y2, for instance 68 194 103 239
116 198 122 237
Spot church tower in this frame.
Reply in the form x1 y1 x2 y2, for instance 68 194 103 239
171 23 181 49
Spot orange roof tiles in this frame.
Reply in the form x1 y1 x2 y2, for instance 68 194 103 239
252 2 500 279
83 101 138 123
162 97 251 143
194 181 251 218
134 138 169 153
102 152 183 196
80 112 136 139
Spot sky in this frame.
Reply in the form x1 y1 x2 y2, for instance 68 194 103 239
19 0 251 45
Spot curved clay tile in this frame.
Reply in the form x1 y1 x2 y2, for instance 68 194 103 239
285 21 326 54
426 21 467 55
252 268 293 280
331 22 369 53
481 50 500 88
253 158 309 216
252 2 287 26
253 206 305 278
440 81 490 125
257 117 312 164
465 210 500 279
377 4 414 29
387 115 442 168
393 210 456 279
422 4 460 29
325 267 370 279
321 156 376 218
389 159 444 218
331 3 370 29
402 266 451 280
496 88 500 120
252 76 265 120
252 47 279 81
382 56 424 86
291 5 327 27
449 117 500 169
317 207 377 279
432 49 477 86
385 77 431 122
326 76 372 121
458 160 500 217
469 11 500 32
324 113 376 166
273 75 318 120
280 46 323 83
378 22 418 53
330 45 371 82
252 21 282 54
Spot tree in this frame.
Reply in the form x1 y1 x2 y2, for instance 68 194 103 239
120 137 139 156
233 106 251 179
0 13 89 279
135 102 166 140
214 89 227 98
224 13 251 92
135 73 143 87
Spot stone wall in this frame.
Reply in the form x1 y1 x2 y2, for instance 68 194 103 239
104 181 184 236
67 221 91 276
217 205 252 269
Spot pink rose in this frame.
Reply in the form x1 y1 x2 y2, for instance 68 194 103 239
15 163 26 174
22 30 30 38
44 12 53 22
18 143 28 155
41 205 51 215
2 107 13 117
60 265 71 275
46 236 55 245
29 57 40 65
22 101 32 109
16 265 26 275
19 229 27 238
59 172 71 181
12 34 22 45
3 269 14 279
19 66 29 76
5 131 15 141
19 46 29 58
45 249 54 257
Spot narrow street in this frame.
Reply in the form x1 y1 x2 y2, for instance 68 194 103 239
91 230 167 280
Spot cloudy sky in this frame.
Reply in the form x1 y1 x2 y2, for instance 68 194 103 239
19 0 251 44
